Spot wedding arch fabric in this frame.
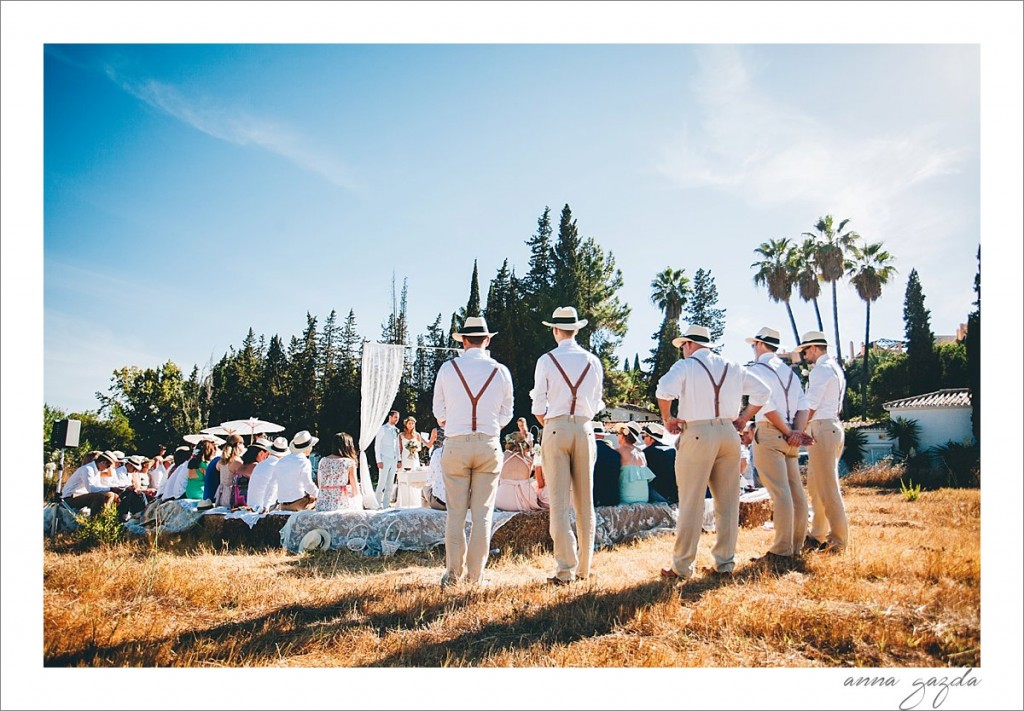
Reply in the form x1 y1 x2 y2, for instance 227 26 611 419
358 343 408 510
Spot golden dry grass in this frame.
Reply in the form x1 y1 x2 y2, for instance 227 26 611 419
43 487 979 668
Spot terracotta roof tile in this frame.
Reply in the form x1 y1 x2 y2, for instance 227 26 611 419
883 388 971 410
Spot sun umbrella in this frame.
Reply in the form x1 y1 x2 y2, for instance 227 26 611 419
183 433 226 446
201 426 233 436
218 418 286 439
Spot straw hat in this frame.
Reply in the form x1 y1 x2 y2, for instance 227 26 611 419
542 306 588 331
745 326 782 348
794 330 829 352
269 437 289 457
290 430 319 453
452 316 498 342
641 422 670 444
671 324 715 349
300 528 331 552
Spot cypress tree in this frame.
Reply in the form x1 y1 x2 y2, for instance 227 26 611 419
685 268 727 348
903 269 940 395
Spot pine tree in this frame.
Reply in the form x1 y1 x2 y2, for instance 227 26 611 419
262 335 289 424
457 260 482 320
633 354 641 372
551 204 584 310
645 317 682 406
286 313 320 430
685 268 727 349
902 269 940 395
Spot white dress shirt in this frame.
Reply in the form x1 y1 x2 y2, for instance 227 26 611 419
148 464 168 493
433 347 514 437
62 462 110 497
805 353 846 421
273 452 319 504
531 339 605 420
751 353 808 426
113 465 132 487
246 457 280 511
656 348 772 421
160 462 189 500
374 423 401 463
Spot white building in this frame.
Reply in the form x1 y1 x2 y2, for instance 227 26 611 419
601 404 660 423
882 388 974 451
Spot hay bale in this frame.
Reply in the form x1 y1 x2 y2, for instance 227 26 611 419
490 509 551 553
738 497 773 528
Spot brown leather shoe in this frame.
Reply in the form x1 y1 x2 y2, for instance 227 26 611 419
700 566 734 578
660 567 683 580
802 538 827 553
546 576 573 587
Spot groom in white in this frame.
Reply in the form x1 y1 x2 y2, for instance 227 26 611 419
375 410 401 508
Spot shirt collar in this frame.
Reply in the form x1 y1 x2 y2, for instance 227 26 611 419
757 353 775 365
556 338 582 352
459 347 489 360
689 348 711 363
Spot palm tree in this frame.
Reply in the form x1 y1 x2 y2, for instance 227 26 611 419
804 215 859 365
848 241 897 419
751 238 800 344
790 237 824 331
649 267 690 322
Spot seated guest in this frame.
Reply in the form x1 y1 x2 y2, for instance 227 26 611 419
215 435 245 507
247 437 287 512
316 432 362 512
232 438 272 507
494 433 548 512
515 417 535 448
592 423 621 507
186 440 216 500
148 455 171 495
423 429 447 511
740 425 755 492
62 451 120 517
641 423 677 504
616 425 655 504
274 430 319 511
159 447 193 500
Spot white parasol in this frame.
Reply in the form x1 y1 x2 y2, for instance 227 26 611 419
217 418 286 439
183 433 226 446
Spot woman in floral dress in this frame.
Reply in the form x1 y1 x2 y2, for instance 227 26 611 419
315 432 361 512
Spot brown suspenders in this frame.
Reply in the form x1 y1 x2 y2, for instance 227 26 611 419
754 361 796 425
690 358 729 417
450 360 500 432
546 352 592 415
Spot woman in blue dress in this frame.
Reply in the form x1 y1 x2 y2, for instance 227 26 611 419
615 424 655 504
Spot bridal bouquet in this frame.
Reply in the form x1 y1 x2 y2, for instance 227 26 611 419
405 439 422 454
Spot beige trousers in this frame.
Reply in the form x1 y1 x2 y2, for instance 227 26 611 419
806 419 848 547
542 416 596 582
278 493 316 511
671 419 741 577
753 422 807 556
440 433 502 583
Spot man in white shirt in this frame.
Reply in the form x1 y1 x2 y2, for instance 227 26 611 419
62 450 120 516
531 307 605 586
433 316 514 587
274 430 319 511
746 327 813 563
793 330 849 553
247 437 288 512
656 324 772 580
374 410 401 508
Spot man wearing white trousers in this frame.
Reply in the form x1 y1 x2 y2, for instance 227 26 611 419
374 410 401 508
745 327 813 563
793 330 849 553
531 307 605 586
657 325 772 580
433 316 513 587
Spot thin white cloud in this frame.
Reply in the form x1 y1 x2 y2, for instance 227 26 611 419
105 66 358 192
656 46 969 212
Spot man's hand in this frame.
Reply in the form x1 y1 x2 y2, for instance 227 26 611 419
376 462 383 470
664 417 683 435
785 431 804 447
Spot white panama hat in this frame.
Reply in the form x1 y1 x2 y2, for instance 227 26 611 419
299 528 331 552
542 306 588 331
290 430 319 453
452 315 498 342
745 326 782 348
671 324 715 349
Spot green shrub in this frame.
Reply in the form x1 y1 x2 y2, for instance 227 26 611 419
841 427 868 470
930 440 980 489
884 417 922 459
899 478 922 502
74 505 125 546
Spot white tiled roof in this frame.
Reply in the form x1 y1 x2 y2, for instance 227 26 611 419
883 388 971 410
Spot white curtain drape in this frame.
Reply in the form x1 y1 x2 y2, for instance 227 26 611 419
358 342 407 509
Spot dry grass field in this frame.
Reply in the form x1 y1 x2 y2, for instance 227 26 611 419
43 486 979 668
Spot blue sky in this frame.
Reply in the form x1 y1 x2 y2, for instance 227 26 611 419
43 42 981 412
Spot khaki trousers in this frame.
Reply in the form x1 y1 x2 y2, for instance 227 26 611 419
753 422 807 556
278 493 316 511
806 419 848 548
542 416 596 582
440 433 502 583
671 419 741 577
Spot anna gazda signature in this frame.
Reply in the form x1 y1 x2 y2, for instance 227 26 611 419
844 668 980 709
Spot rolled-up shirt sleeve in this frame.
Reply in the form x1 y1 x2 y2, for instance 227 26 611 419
498 366 514 428
432 362 450 425
656 360 685 402
590 356 606 414
86 467 111 494
302 460 319 498
805 367 828 411
743 366 772 407
531 359 549 416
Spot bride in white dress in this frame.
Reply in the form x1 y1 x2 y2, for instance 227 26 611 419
398 416 429 470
